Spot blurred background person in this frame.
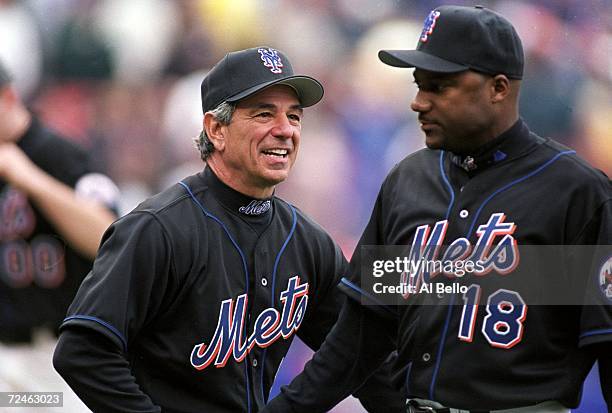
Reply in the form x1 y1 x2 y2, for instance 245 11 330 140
0 0 609 411
0 59 118 411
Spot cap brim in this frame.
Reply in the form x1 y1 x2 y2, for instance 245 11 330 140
378 50 469 73
226 75 324 108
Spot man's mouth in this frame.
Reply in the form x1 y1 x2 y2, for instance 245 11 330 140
262 148 289 158
419 118 437 127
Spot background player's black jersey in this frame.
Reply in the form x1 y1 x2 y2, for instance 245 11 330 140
0 118 110 342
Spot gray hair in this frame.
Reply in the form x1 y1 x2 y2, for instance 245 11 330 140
195 101 236 161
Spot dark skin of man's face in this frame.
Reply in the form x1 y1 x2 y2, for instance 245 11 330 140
411 69 499 155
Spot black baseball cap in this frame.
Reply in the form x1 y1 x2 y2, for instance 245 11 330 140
201 47 324 113
379 5 524 79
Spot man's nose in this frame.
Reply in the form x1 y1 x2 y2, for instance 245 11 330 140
271 116 294 139
410 90 431 113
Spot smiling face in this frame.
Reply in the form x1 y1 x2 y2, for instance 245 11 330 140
410 69 499 154
205 85 303 198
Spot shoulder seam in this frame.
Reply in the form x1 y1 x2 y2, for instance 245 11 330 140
542 141 609 184
126 210 178 285
569 198 612 244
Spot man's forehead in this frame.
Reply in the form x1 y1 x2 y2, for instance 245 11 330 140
236 85 302 109
413 69 466 81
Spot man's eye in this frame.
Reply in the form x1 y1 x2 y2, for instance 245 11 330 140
288 114 301 122
418 83 445 93
256 112 272 118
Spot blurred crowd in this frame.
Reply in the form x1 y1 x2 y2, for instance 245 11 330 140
0 0 609 411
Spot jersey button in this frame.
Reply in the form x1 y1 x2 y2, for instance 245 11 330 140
252 358 258 368
459 209 469 218
422 353 431 362
261 277 268 287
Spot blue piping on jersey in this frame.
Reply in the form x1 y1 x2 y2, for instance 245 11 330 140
580 328 612 339
426 152 457 399
261 204 297 403
63 315 127 352
405 362 413 395
179 182 250 288
467 150 575 236
429 294 455 400
179 181 252 413
439 151 455 221
339 277 394 316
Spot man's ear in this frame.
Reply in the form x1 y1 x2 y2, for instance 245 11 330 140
203 112 226 152
490 74 511 103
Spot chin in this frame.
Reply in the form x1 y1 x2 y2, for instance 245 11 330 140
424 136 444 150
262 171 289 186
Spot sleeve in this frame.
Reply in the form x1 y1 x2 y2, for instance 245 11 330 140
592 344 612 411
295 239 405 413
73 171 121 214
54 211 175 410
577 199 612 411
264 192 402 413
54 328 161 413
263 298 398 413
578 199 612 348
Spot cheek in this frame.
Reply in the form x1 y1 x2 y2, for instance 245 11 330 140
291 135 301 159
447 95 487 124
293 133 301 149
466 89 491 114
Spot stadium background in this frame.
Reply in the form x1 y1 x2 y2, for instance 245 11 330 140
0 0 609 411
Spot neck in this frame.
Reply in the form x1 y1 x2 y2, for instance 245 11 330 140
457 112 519 155
490 113 519 143
206 158 274 199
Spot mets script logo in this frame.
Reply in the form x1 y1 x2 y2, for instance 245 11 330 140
190 276 308 370
401 213 520 296
258 48 283 74
420 10 441 42
239 200 271 216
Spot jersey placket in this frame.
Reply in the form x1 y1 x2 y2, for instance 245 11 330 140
410 152 486 401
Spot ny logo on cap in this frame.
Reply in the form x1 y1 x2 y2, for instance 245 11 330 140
258 48 283 74
420 10 441 42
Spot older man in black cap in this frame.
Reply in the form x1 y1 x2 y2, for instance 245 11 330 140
53 47 404 413
263 5 611 413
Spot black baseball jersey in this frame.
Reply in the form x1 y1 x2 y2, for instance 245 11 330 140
0 117 118 342
264 119 612 412
55 167 404 413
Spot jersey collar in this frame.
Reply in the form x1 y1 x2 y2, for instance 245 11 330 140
203 167 274 219
449 119 535 173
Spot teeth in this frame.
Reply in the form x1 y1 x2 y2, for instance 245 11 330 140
264 149 288 156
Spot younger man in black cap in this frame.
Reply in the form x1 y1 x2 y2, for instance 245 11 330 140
263 5 611 413
54 47 404 413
